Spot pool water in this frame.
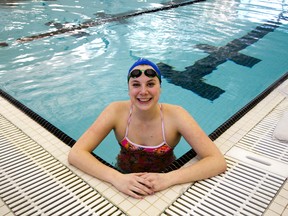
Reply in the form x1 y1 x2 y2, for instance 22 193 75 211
0 0 288 167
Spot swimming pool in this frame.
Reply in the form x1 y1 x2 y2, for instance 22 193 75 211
0 0 287 168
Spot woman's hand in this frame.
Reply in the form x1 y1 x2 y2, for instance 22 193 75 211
141 173 171 192
111 173 154 199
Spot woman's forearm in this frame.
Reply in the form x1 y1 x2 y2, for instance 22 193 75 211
68 148 156 199
166 155 227 186
68 148 121 185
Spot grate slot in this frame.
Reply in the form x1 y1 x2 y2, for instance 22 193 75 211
101 205 120 216
168 204 187 215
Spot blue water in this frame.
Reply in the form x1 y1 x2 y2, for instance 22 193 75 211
0 0 288 166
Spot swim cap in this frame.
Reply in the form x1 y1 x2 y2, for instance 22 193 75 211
128 58 161 83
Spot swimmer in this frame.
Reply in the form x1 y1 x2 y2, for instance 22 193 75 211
68 58 227 199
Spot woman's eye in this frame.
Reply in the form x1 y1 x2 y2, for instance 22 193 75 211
147 83 155 87
132 83 140 87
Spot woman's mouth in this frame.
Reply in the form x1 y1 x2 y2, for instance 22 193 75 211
137 98 152 103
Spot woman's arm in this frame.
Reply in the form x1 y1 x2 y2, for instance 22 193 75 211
68 102 154 198
142 105 227 192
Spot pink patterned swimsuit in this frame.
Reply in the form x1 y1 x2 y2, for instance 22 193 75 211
117 104 176 173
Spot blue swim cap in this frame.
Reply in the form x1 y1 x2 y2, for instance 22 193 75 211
128 58 161 83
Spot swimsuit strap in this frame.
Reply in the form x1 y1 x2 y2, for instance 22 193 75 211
124 104 166 143
159 104 167 144
124 105 133 137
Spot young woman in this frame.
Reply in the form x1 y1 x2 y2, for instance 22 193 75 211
68 58 226 199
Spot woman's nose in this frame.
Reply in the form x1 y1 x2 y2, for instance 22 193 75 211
140 85 148 94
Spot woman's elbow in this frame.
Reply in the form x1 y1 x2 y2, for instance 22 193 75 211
68 148 77 165
219 156 227 173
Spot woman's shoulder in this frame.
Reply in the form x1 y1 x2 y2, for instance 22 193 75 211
162 103 187 114
109 100 130 107
162 103 193 121
105 100 130 114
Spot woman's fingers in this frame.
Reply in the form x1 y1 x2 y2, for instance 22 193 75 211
137 175 153 188
132 176 154 194
115 173 155 199
140 173 170 192
125 184 150 199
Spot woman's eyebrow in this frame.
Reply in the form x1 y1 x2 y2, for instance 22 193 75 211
130 79 156 84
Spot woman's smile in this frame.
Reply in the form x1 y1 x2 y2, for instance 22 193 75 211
137 97 152 103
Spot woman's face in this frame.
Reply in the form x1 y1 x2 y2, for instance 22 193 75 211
128 65 161 111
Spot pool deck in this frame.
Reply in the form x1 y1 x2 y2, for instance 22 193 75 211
1 80 288 216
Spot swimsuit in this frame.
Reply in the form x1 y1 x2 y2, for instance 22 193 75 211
116 104 176 173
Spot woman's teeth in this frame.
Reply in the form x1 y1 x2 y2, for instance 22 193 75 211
138 98 151 102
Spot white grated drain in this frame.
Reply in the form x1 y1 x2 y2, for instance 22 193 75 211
162 157 286 216
226 146 288 177
0 114 125 216
236 99 288 164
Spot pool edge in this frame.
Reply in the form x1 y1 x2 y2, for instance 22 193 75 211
1 72 287 173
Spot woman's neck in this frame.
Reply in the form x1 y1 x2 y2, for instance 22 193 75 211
132 103 160 122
